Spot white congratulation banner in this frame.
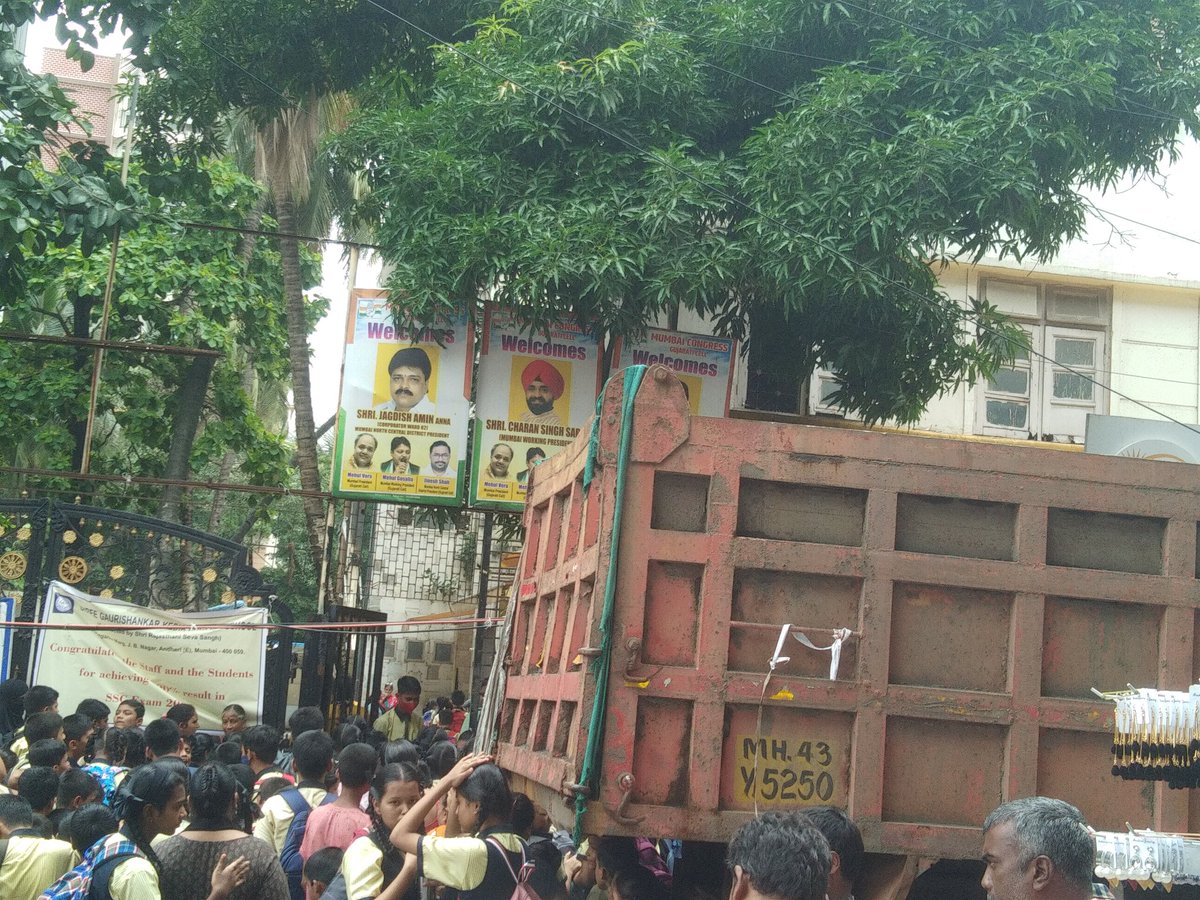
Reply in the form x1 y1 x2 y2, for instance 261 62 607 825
32 582 267 731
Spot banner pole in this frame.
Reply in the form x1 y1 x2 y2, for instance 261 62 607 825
470 512 494 710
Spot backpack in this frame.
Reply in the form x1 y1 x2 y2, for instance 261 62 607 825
485 836 541 900
279 787 334 900
37 835 141 900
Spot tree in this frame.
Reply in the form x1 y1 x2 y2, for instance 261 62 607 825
0 0 169 294
136 0 481 570
0 157 302 511
332 0 1200 423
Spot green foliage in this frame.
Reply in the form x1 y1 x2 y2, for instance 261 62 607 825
0 157 304 489
0 0 171 292
136 0 484 168
253 489 323 621
334 0 1200 423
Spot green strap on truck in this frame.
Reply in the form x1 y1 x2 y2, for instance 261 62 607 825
575 364 647 843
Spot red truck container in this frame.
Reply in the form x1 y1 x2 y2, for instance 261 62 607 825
495 365 1200 896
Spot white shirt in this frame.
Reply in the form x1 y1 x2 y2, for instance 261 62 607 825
373 395 435 415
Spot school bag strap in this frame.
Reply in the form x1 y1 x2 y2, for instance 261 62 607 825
280 785 310 815
37 836 141 900
484 835 541 900
88 846 141 900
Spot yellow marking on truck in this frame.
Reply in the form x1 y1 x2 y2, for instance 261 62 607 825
733 734 841 805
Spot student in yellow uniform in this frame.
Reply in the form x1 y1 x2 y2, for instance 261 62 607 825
0 793 77 900
253 731 334 854
390 753 528 900
339 762 424 900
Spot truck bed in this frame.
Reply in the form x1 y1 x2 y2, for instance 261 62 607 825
495 365 1200 864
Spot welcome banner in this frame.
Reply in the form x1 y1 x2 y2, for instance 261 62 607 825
469 307 603 511
332 290 474 506
611 327 736 417
32 582 268 731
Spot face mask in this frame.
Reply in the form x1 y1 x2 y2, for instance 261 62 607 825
396 699 418 715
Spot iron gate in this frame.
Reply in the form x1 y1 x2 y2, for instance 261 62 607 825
0 498 292 728
298 603 386 728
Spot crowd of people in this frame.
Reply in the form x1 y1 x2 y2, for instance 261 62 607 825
0 675 1100 900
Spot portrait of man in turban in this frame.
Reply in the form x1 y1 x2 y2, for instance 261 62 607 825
519 360 566 426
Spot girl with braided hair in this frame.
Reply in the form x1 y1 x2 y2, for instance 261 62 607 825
102 760 250 899
157 762 288 900
338 762 425 900
82 727 140 807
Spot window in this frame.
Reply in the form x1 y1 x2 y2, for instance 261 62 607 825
977 279 1109 442
433 642 454 663
405 640 425 661
808 370 861 421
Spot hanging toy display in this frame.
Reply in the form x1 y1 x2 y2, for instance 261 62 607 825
1093 829 1200 887
1104 686 1200 788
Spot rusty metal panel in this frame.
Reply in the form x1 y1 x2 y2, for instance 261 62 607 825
895 494 1016 561
889 584 1011 693
651 472 710 533
737 479 867 546
496 363 1200 863
1037 728 1154 830
1047 508 1166 575
883 717 1006 826
1041 596 1161 699
632 697 693 806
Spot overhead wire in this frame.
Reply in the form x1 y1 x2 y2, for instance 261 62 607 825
5 617 501 633
357 0 1200 437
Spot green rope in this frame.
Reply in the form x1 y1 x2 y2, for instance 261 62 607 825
574 364 647 843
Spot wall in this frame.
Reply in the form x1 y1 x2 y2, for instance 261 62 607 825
39 48 122 162
790 260 1200 439
337 505 517 702
1110 282 1200 424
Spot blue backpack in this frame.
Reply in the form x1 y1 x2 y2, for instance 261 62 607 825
38 835 142 900
279 787 334 900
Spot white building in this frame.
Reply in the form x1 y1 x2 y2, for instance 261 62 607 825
713 144 1200 443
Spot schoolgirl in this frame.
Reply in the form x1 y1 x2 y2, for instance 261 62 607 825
390 753 528 900
96 760 248 900
339 762 424 900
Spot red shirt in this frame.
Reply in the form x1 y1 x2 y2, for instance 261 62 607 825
299 803 371 861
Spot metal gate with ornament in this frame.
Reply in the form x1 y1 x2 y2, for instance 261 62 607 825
0 498 290 726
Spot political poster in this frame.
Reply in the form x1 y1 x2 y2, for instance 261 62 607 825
332 290 474 506
611 327 736 417
32 582 267 731
470 307 603 510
